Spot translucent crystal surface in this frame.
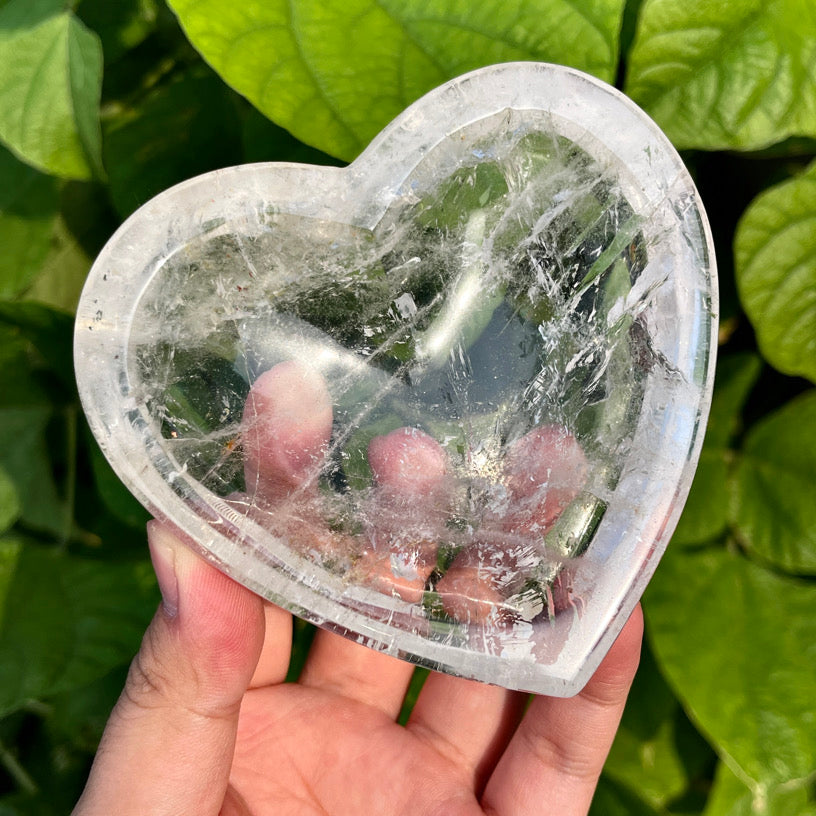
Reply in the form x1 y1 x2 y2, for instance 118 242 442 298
75 63 717 696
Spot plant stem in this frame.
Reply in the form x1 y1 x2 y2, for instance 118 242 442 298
0 738 38 796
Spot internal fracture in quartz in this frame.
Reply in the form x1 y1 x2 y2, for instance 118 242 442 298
131 114 661 638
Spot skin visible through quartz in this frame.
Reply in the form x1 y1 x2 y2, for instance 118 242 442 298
238 360 588 629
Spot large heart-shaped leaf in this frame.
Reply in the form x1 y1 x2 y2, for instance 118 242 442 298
167 0 626 161
734 160 816 384
626 0 816 151
703 761 816 816
730 391 816 574
645 543 816 788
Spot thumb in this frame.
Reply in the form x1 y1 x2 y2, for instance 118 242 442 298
73 521 266 816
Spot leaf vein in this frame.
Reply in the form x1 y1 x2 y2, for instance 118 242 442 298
285 0 363 149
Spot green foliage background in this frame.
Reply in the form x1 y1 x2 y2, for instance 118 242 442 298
0 0 815 812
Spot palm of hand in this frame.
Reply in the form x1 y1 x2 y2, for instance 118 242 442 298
218 600 640 816
229 683 474 815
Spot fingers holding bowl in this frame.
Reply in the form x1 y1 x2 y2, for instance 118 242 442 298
235 360 599 713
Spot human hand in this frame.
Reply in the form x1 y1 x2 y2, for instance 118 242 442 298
73 363 642 816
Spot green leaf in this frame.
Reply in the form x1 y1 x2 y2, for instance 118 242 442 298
22 181 116 314
0 302 77 395
0 308 77 537
44 664 130 753
0 540 156 716
86 430 150 530
103 67 243 218
645 543 816 789
673 353 762 545
0 539 22 628
0 408 68 536
0 146 60 299
730 391 816 574
0 466 21 534
23 181 115 312
705 354 764 451
0 0 103 179
734 160 816 383
0 796 62 816
674 447 730 547
167 0 626 161
0 326 52 408
626 0 816 151
703 761 816 816
21 213 92 313
603 639 712 808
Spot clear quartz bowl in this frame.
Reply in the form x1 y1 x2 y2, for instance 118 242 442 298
74 62 717 696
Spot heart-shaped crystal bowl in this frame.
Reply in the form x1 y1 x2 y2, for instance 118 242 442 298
75 62 717 696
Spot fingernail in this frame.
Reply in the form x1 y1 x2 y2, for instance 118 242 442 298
147 520 183 617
